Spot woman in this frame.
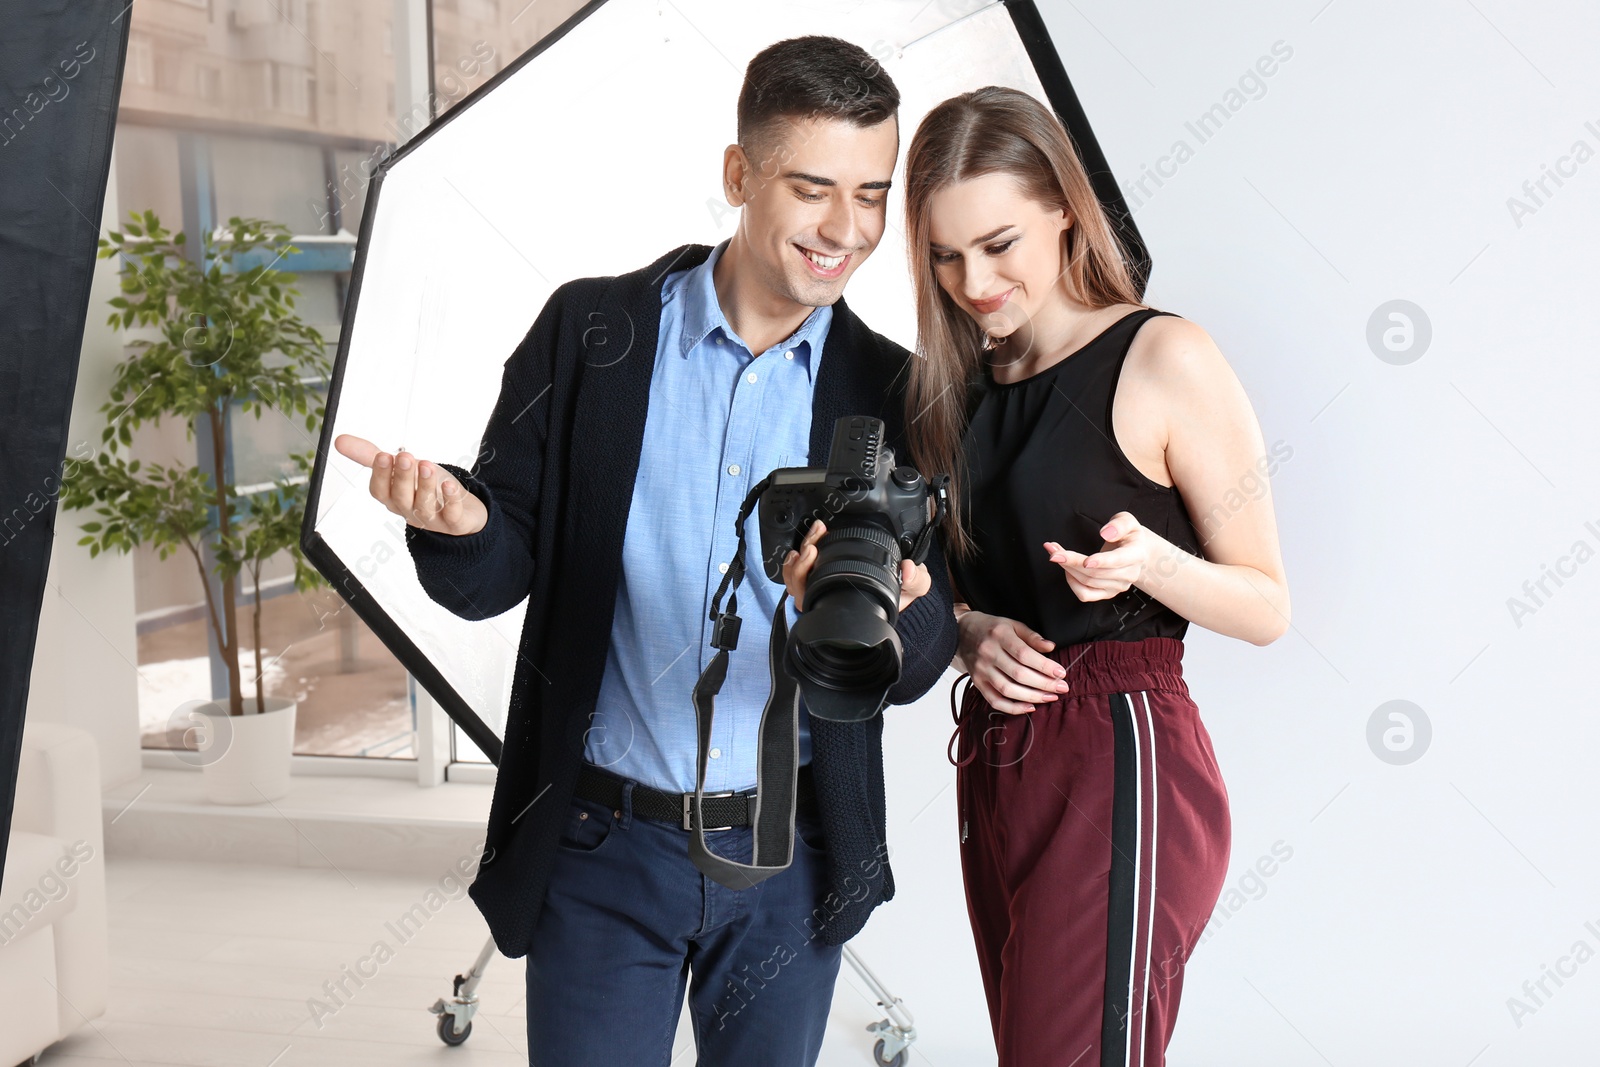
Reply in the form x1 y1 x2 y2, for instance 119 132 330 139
902 85 1289 1066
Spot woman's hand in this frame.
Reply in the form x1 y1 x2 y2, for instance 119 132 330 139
955 609 1070 715
1045 511 1158 602
782 520 933 613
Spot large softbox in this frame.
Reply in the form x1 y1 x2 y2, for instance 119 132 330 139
301 0 1145 759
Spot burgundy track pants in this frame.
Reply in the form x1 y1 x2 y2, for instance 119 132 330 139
950 636 1231 1067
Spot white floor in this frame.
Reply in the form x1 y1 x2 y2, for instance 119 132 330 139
59 677 1003 1067
38 853 971 1067
56 659 1452 1067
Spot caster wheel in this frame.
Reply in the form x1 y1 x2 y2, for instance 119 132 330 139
437 1014 473 1046
874 1037 907 1067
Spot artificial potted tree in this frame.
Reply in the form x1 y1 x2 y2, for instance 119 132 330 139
62 210 331 804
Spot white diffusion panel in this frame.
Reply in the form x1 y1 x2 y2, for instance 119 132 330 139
315 0 1047 742
855 3 1053 348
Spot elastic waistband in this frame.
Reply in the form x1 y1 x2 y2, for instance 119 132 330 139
1044 636 1187 697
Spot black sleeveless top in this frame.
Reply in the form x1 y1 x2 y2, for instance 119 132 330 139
949 308 1203 646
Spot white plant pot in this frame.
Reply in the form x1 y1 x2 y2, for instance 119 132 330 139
193 696 297 805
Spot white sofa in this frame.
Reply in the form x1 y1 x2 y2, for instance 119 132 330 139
0 722 108 1066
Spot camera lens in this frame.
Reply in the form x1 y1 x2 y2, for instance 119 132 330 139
785 522 905 720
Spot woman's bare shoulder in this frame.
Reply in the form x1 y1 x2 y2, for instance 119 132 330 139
1125 311 1236 392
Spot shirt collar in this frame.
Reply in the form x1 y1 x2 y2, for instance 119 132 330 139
667 238 829 383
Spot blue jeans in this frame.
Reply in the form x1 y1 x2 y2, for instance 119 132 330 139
524 766 846 1066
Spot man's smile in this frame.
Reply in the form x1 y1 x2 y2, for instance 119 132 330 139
796 243 851 278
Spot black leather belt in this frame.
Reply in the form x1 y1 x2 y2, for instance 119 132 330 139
575 761 816 832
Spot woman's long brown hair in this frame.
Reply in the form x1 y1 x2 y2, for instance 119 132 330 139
903 85 1146 565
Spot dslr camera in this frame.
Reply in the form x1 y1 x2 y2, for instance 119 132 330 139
756 415 948 722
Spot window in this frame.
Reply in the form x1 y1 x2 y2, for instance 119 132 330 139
430 0 588 116
117 0 413 759
128 35 153 86
197 66 222 102
154 56 181 93
110 0 593 765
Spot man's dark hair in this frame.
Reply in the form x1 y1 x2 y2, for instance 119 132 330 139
737 36 900 162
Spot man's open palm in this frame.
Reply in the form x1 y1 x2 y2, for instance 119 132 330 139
333 434 488 537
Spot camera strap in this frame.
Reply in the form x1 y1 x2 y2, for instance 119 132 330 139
684 468 948 888
687 477 799 889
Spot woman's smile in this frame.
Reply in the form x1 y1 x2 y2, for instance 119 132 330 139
969 286 1016 315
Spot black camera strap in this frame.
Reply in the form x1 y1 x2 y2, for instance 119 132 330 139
687 478 799 889
685 469 949 888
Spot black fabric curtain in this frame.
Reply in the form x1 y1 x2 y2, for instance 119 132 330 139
0 3 131 875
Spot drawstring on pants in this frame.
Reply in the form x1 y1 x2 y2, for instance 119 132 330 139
948 672 978 769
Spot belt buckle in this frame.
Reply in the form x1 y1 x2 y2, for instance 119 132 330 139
683 791 736 832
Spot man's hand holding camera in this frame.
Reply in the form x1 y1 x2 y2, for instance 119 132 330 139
782 519 933 613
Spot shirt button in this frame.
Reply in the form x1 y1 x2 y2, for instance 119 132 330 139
716 337 726 346
727 463 740 476
746 371 758 384
784 349 794 360
718 562 729 574
710 748 722 759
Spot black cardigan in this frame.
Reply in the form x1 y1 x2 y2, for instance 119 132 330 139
405 243 959 958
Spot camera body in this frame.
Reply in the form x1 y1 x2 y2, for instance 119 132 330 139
753 416 945 722
757 416 934 585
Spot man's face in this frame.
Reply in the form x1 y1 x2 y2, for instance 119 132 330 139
725 114 898 308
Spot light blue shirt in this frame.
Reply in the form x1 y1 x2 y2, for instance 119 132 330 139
585 239 831 793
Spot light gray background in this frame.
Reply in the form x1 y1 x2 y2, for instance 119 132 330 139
859 2 1600 1065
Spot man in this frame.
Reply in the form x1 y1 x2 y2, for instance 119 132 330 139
335 35 957 1066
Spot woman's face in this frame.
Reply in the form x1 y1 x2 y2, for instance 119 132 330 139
926 172 1072 345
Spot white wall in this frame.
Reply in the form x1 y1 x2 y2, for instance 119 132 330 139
867 1 1599 1064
